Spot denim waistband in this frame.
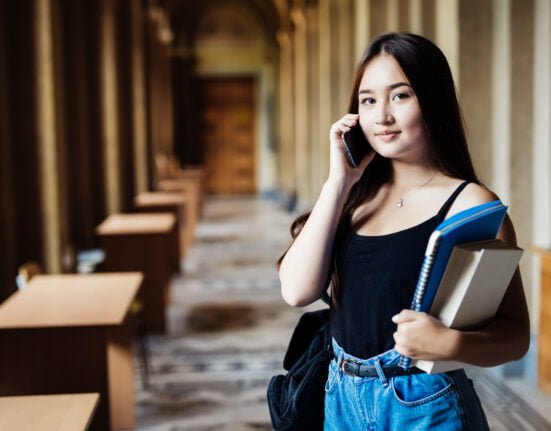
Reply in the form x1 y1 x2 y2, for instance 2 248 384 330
331 337 402 367
331 338 425 385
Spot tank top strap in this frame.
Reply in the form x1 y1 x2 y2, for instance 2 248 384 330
436 180 471 223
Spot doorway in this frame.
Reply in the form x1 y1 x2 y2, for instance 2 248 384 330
198 77 256 195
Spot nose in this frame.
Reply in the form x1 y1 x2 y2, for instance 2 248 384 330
374 101 393 125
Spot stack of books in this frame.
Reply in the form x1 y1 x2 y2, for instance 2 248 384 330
398 200 523 373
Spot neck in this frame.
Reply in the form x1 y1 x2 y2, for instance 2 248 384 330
390 160 437 189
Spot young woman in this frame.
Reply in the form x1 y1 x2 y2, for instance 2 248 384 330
278 33 530 430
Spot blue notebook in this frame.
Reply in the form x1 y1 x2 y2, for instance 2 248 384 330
399 199 508 369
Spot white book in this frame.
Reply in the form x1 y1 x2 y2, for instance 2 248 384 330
413 239 523 374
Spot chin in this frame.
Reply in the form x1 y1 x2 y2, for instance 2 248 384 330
372 147 403 160
373 143 422 162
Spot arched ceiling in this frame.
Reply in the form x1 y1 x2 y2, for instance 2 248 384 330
168 0 286 47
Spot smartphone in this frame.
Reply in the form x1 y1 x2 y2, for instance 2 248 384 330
342 124 373 168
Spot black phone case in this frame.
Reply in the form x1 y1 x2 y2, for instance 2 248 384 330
342 125 371 168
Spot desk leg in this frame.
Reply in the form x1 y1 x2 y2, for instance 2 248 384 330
107 323 135 430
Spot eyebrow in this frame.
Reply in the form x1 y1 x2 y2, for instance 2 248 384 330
358 82 411 95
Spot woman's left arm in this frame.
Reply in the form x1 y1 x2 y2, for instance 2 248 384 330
446 214 531 366
393 215 531 366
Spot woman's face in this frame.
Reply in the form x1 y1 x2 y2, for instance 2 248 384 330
357 54 429 163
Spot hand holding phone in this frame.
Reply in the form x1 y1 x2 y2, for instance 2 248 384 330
342 124 373 168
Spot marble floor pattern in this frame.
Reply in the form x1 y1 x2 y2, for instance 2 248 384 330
135 197 551 431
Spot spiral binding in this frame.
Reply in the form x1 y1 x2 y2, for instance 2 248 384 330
411 253 435 311
398 245 439 369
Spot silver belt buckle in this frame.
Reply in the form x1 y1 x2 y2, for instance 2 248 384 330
340 358 354 375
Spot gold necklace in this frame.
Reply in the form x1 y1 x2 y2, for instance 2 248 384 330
394 171 437 208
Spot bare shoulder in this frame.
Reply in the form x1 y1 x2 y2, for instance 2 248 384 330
447 182 518 244
445 182 498 218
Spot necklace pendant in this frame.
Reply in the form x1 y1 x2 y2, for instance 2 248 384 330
396 199 404 208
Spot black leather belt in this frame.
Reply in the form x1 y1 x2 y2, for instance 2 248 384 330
339 358 425 378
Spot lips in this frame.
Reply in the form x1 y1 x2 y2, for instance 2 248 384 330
376 131 401 142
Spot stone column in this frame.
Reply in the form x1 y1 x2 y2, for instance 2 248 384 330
144 5 175 187
457 0 492 183
112 0 136 212
532 0 551 332
491 0 511 202
318 0 333 192
436 0 460 85
292 6 310 202
369 0 387 40
100 0 122 214
0 0 17 298
35 0 63 273
532 0 551 249
397 0 410 31
336 0 355 115
409 0 422 34
314 0 355 201
50 0 72 271
354 0 370 59
509 0 535 332
56 0 106 250
420 0 436 42
277 26 296 197
306 3 322 199
157 17 174 157
259 58 279 197
386 0 399 31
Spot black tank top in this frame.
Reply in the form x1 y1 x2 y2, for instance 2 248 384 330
330 181 471 359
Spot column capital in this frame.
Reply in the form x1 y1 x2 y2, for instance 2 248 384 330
147 4 173 44
290 6 307 29
276 27 293 47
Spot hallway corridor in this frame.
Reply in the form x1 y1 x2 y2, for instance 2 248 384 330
135 198 551 431
136 197 307 430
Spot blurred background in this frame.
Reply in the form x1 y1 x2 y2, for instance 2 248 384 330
0 0 550 430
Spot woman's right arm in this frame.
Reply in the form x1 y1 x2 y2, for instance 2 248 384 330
279 179 350 306
279 114 374 307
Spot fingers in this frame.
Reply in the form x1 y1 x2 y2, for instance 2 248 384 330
392 309 424 324
393 315 422 358
392 311 448 359
330 114 360 137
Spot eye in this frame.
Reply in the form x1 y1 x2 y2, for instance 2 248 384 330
392 92 410 102
359 97 376 106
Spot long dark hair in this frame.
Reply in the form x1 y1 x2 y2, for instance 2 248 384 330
278 32 480 307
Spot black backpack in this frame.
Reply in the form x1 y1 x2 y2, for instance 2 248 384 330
267 308 332 431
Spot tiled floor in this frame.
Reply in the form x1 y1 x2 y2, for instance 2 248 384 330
135 196 551 430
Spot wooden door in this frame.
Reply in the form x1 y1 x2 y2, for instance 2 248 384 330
198 77 256 195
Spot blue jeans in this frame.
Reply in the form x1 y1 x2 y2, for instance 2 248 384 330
324 338 489 430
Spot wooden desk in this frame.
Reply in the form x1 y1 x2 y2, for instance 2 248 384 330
180 166 206 185
0 273 142 431
536 248 551 394
96 213 175 333
158 177 202 220
0 393 99 430
134 191 191 259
